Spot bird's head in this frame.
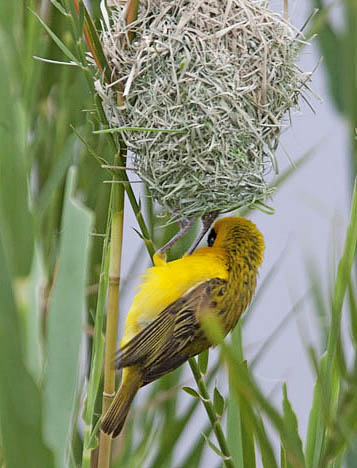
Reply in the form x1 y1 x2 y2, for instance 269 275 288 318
207 217 265 268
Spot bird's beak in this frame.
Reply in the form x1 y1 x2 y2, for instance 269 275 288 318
188 211 219 254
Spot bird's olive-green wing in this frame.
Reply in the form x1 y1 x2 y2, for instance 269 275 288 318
115 277 227 373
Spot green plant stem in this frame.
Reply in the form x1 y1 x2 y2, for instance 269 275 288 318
188 358 234 468
97 152 125 468
325 179 357 381
81 206 111 468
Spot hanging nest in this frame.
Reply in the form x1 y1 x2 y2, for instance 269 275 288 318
98 0 311 220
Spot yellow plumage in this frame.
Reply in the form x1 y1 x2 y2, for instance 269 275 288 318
121 248 228 346
101 216 264 437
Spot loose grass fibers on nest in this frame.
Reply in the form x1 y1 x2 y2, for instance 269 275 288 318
99 0 310 220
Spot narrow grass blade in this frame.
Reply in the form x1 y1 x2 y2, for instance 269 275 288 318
77 1 115 84
82 236 109 464
321 386 357 465
227 324 253 468
203 315 304 468
306 260 329 348
282 384 305 468
327 178 357 354
149 362 220 468
43 167 93 467
255 415 277 468
32 9 81 65
50 0 68 16
188 356 234 468
281 445 287 468
305 353 337 468
347 281 357 348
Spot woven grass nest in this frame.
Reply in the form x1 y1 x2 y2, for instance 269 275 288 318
99 0 310 220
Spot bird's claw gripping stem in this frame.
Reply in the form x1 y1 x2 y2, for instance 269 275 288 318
157 211 219 255
158 217 195 254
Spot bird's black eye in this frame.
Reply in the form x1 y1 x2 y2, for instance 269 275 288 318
207 228 217 247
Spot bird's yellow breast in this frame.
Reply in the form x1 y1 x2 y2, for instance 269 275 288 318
121 248 228 346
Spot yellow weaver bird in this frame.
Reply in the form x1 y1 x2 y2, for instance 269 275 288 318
101 216 264 437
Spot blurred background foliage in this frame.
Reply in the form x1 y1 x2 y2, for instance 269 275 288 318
1 1 357 468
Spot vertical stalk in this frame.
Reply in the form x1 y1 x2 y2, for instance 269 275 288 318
188 358 234 468
98 151 126 468
126 0 141 24
126 0 141 42
96 6 145 461
81 219 110 468
283 0 288 20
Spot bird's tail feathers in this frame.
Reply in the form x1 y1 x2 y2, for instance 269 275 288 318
101 367 142 438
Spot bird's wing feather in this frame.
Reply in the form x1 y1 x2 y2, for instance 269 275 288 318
115 277 227 371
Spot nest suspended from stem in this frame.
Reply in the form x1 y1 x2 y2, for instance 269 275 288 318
98 0 311 220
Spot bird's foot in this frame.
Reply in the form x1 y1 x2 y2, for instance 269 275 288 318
158 216 195 255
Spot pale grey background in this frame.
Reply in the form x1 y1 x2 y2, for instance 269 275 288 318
117 0 350 464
